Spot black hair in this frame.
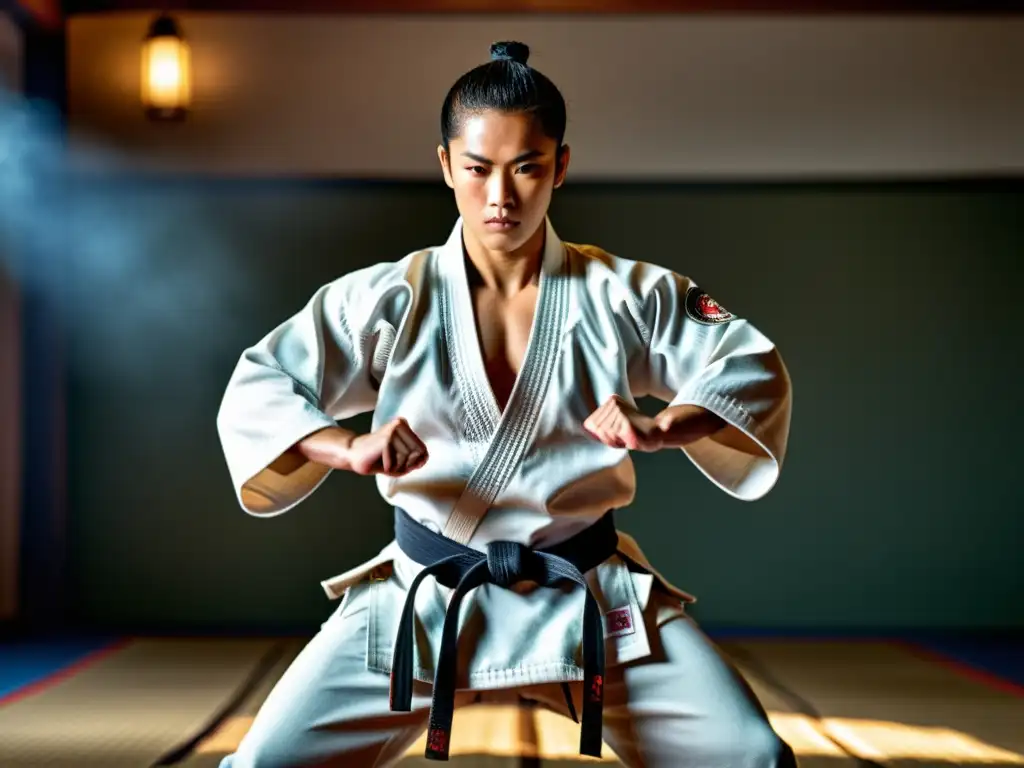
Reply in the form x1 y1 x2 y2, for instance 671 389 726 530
440 41 567 156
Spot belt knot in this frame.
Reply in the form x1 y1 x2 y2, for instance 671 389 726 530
486 540 531 587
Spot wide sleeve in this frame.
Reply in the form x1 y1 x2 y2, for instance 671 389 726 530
215 273 391 517
633 269 792 501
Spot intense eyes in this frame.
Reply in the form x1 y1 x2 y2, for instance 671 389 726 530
467 164 540 176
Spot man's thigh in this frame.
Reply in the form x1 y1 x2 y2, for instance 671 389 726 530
521 593 794 767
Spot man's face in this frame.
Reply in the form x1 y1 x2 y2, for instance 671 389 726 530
438 109 569 253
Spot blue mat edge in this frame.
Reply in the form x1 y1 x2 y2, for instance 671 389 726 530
0 636 124 700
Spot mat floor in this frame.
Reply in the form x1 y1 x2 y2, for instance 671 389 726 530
0 634 1021 767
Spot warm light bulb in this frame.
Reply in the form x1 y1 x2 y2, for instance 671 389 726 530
141 16 191 120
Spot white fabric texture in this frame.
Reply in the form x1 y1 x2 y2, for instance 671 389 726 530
218 587 793 768
215 216 792 689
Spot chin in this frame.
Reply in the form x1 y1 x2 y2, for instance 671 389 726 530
476 229 528 253
489 233 526 251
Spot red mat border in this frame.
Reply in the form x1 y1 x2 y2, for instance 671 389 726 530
890 640 1024 699
0 639 133 708
719 635 1024 700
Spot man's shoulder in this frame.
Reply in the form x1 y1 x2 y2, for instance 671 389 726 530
311 247 437 333
564 242 682 299
327 247 434 298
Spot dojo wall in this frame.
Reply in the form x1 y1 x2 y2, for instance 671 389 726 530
66 14 1024 180
57 13 1024 631
0 11 23 624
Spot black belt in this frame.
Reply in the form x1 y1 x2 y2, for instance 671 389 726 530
388 507 620 761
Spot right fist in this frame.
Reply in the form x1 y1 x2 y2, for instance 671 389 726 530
344 417 428 477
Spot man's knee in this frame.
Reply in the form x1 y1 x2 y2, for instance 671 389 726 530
629 716 796 768
222 719 305 768
730 719 796 768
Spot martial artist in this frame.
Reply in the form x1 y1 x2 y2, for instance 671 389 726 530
216 40 796 767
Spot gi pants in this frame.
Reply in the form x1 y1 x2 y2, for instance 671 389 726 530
219 584 797 768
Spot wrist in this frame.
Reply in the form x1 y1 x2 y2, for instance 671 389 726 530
329 428 357 472
298 426 357 471
654 405 726 448
653 404 702 433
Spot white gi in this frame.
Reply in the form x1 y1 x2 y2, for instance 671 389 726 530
216 216 795 767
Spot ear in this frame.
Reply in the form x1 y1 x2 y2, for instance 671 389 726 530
437 145 455 189
553 144 571 189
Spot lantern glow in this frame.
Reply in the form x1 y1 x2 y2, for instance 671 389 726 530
141 15 191 120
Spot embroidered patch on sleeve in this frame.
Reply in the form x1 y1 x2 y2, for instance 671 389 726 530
606 607 636 638
684 286 735 325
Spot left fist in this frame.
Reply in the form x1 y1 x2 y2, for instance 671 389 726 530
582 395 668 452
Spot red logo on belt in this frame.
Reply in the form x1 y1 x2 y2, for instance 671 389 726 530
589 674 604 703
427 728 449 756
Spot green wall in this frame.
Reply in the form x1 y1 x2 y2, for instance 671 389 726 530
63 179 1024 632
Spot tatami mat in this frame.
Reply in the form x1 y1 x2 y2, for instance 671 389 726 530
183 637 861 767
184 639 552 766
5 635 1019 766
0 637 282 768
178 639 304 768
723 652 859 768
720 639 1024 767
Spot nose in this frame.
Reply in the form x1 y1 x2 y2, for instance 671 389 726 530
487 169 516 210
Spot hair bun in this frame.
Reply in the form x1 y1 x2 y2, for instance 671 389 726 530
490 41 530 66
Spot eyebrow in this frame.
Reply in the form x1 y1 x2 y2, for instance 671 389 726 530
460 150 545 165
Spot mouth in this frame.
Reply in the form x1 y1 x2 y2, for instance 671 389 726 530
484 217 520 230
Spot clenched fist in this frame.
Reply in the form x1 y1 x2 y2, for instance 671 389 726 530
286 419 428 477
583 395 667 452
343 417 429 477
583 396 728 452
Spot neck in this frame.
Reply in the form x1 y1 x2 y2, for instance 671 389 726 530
461 220 546 298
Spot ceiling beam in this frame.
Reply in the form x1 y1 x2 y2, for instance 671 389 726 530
60 0 1024 16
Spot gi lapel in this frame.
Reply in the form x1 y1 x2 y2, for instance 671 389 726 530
439 216 570 545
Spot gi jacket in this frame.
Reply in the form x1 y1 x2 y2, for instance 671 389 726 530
217 216 792 690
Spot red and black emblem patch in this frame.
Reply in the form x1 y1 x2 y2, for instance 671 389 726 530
606 607 635 638
684 286 734 325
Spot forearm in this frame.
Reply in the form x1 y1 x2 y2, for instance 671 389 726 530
653 404 727 449
268 426 357 474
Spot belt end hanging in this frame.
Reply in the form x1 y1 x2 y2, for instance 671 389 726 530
425 727 451 761
579 672 605 758
579 715 604 759
388 670 413 712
